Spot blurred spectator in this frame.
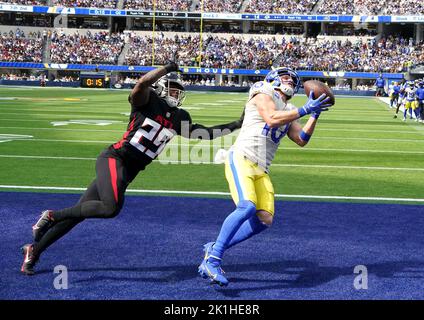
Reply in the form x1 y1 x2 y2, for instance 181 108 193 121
124 33 424 73
0 0 47 5
50 30 125 64
194 0 243 13
244 0 318 14
124 0 190 11
0 30 43 62
51 0 118 8
383 0 424 15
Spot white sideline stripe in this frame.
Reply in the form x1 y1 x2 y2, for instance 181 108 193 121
319 128 424 135
0 154 423 172
0 126 124 132
4 139 424 155
0 184 423 203
0 155 96 161
315 137 424 143
0 125 423 135
2 126 423 138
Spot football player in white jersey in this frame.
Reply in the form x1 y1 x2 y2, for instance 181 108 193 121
198 67 332 286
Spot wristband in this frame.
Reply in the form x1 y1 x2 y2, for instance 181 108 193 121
311 112 320 119
297 107 307 118
299 130 311 142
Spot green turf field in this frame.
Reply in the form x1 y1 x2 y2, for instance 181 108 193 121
0 86 423 204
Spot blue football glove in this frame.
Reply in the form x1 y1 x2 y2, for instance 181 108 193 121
311 109 321 119
298 91 331 118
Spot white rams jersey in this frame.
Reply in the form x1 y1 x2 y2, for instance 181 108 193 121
233 81 297 172
405 87 416 101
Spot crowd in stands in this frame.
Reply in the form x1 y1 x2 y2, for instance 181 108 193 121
382 1 424 15
1 28 423 73
0 73 76 82
0 0 47 5
50 30 125 64
124 0 190 11
244 0 317 14
194 0 243 13
51 0 118 8
2 0 424 15
124 33 280 69
123 33 424 73
277 36 424 73
316 0 354 14
0 29 43 62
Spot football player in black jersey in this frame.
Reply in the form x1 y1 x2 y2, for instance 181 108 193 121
21 62 244 275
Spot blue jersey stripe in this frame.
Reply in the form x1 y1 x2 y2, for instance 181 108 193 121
229 151 244 202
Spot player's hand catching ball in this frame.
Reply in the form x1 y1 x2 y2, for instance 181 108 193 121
298 91 332 118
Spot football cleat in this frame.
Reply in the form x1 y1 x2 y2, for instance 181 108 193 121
393 115 397 119
32 210 55 242
20 244 38 275
202 242 215 259
198 242 229 286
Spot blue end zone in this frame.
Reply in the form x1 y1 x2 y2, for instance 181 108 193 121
1 191 424 300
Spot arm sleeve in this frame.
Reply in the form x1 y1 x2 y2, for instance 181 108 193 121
178 109 242 140
190 121 242 140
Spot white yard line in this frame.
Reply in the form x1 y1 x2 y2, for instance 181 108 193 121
1 126 422 135
6 139 424 155
0 154 422 171
0 184 423 203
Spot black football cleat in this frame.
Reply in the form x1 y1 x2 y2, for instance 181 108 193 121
32 210 55 242
21 244 39 276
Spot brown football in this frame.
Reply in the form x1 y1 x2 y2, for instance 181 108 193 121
303 80 335 106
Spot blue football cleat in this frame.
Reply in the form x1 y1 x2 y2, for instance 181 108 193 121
198 242 229 287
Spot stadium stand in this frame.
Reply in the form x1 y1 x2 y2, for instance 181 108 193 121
124 0 191 11
49 30 125 64
0 0 423 91
0 25 423 73
382 1 424 15
244 0 318 14
51 0 118 8
0 0 47 4
0 29 43 62
194 0 244 13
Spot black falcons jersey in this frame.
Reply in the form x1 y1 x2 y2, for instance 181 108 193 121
111 89 191 169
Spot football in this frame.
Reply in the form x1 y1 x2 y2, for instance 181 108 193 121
303 80 335 106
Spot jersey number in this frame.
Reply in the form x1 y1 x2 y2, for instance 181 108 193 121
262 124 289 144
130 118 174 159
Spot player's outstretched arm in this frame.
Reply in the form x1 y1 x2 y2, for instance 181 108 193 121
181 108 244 140
131 62 179 106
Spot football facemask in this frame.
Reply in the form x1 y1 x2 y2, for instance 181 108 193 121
155 73 186 108
265 67 301 99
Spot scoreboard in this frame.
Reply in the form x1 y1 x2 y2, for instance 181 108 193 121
80 72 106 88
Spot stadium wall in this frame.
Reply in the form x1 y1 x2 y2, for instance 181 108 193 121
0 80 377 96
